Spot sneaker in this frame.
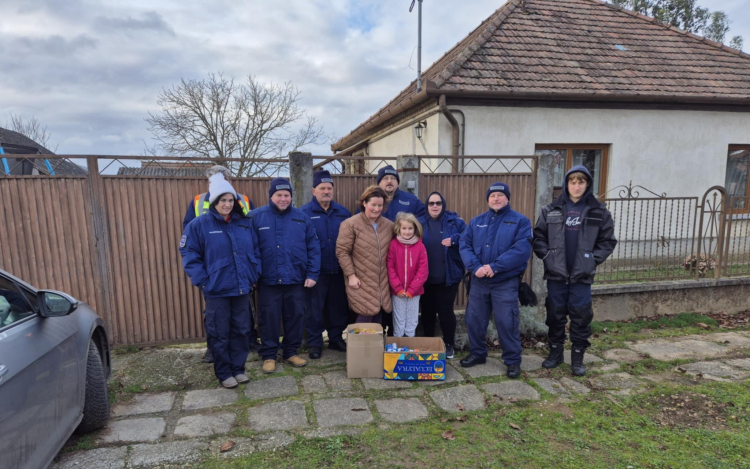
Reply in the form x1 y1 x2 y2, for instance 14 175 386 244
445 344 455 359
221 377 238 389
234 373 250 384
262 359 276 374
284 355 308 368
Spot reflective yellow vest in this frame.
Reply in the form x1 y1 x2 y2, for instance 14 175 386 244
194 192 251 217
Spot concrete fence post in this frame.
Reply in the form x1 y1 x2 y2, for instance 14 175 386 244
289 152 313 209
531 152 556 305
397 154 419 197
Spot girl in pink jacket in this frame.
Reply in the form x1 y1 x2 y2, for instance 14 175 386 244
387 213 429 337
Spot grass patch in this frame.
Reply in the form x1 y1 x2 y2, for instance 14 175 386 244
591 313 718 335
112 345 141 355
198 380 750 469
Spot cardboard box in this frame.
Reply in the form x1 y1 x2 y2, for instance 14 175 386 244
345 323 384 378
384 337 446 380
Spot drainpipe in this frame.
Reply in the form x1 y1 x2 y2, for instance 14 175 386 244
0 147 9 174
439 94 460 172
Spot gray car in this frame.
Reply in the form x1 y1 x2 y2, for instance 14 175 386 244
0 269 111 469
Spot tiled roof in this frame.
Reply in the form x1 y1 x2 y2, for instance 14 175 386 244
332 0 750 152
0 127 54 154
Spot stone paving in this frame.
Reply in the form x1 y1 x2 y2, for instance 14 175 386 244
54 330 750 468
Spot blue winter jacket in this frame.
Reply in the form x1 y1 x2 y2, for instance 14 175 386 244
180 205 261 298
249 201 321 286
418 195 467 285
459 204 533 284
300 197 351 275
357 189 426 222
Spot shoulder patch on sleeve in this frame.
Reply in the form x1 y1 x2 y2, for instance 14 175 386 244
180 234 187 248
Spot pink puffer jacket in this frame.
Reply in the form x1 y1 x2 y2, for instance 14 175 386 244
386 238 428 298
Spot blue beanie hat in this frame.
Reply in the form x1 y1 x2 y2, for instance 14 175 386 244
486 182 510 201
313 170 334 188
269 177 293 198
376 165 399 184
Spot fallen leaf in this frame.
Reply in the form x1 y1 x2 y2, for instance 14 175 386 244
493 339 500 346
509 423 522 431
220 440 235 453
440 418 448 423
351 408 367 411
677 367 687 373
602 327 608 333
696 323 710 329
456 416 466 422
442 430 456 440
457 403 465 412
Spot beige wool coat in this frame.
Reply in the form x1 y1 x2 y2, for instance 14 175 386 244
335 212 394 316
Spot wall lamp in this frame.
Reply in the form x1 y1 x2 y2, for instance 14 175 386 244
414 121 427 140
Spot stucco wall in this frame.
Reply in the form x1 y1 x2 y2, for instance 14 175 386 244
443 105 750 197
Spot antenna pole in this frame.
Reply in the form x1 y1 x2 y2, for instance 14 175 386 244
417 0 423 92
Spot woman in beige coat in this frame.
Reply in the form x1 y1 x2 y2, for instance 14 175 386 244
336 186 394 323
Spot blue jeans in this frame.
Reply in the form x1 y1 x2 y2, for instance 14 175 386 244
204 295 251 381
465 277 521 365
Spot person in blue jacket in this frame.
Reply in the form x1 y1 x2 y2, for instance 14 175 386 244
249 178 321 374
182 165 258 364
459 182 532 378
301 170 351 359
357 165 426 222
418 191 466 359
180 174 261 389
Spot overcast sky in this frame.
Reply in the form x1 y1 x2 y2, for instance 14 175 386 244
1 0 747 159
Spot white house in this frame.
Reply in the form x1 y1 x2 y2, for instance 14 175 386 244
331 0 750 204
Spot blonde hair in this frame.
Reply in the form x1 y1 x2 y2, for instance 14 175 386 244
393 213 423 239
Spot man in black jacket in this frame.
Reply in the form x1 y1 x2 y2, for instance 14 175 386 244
533 165 617 376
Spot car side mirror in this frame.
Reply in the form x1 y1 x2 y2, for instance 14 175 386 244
37 290 79 317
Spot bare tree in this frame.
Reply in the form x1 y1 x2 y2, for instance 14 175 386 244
145 73 325 176
6 114 58 152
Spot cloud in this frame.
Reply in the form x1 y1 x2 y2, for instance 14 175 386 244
0 0 503 157
94 11 176 37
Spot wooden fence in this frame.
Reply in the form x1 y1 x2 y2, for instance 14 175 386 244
1 154 539 345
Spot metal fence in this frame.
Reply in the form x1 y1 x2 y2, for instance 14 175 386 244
596 183 750 283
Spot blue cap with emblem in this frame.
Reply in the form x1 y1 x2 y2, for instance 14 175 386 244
269 177 293 198
313 170 334 188
376 165 399 184
486 182 510 201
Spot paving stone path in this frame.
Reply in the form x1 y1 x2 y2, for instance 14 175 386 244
54 330 750 468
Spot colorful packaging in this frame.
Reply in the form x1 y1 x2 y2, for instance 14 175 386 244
383 337 446 380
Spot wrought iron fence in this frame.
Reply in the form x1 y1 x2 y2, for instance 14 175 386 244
596 183 750 283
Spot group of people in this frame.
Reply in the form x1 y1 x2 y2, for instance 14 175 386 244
179 163 616 388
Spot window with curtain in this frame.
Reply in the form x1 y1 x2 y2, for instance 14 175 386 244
535 145 609 199
726 146 749 210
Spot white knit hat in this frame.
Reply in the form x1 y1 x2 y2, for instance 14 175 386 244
208 173 237 204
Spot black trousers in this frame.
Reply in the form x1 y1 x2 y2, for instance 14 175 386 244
419 283 459 346
545 280 593 348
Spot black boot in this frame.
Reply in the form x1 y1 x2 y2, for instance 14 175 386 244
542 344 564 369
571 348 586 376
203 348 214 363
459 354 486 368
327 339 347 352
309 347 322 360
506 364 521 379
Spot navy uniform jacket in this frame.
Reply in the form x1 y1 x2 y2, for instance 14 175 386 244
300 197 351 275
183 192 255 230
459 204 532 284
180 205 261 298
249 201 321 286
357 189 426 222
418 210 467 286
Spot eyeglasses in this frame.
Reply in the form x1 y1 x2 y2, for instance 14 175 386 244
428 201 443 206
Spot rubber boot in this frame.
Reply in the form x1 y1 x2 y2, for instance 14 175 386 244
542 344 564 369
571 348 586 376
